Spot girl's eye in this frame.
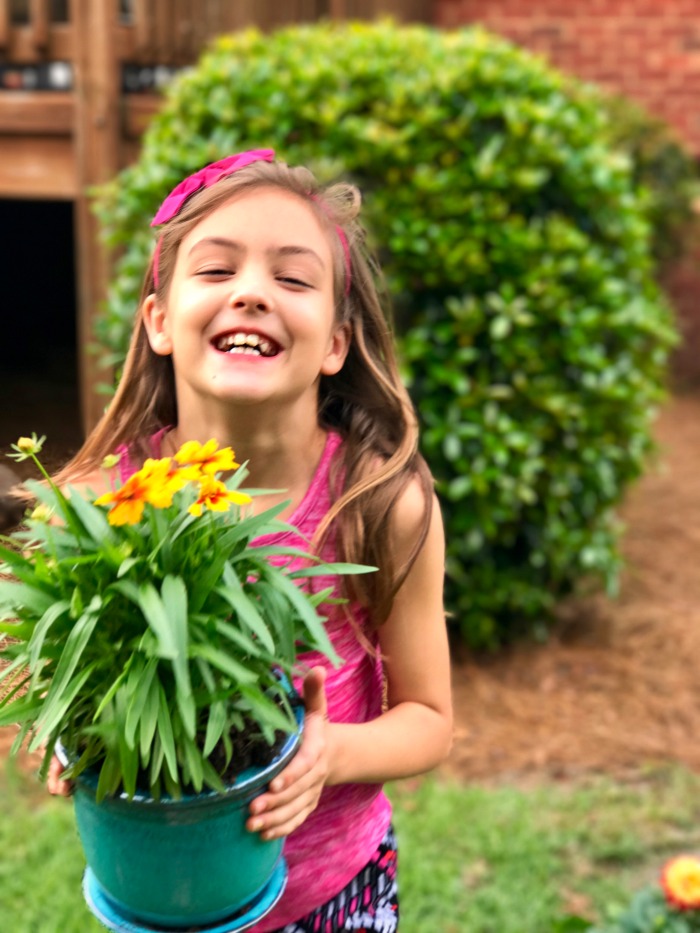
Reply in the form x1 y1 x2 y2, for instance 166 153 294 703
196 267 234 277
278 275 311 288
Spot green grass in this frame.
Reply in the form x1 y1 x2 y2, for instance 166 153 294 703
2 761 699 932
392 770 700 933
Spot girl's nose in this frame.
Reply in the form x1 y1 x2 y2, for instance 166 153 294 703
227 282 270 314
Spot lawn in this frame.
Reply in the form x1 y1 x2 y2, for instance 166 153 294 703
3 760 699 932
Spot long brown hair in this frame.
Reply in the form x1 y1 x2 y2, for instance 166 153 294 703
57 160 433 624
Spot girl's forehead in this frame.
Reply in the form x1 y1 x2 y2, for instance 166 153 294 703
185 186 332 250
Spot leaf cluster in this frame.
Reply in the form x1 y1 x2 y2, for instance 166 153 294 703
0 456 368 801
91 21 680 647
589 887 700 933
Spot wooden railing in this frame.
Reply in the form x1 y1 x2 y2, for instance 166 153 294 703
0 0 431 65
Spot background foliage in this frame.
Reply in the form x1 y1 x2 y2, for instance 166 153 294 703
94 21 680 646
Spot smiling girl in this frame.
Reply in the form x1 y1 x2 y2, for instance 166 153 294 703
49 150 452 932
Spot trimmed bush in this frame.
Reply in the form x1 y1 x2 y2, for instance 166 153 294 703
94 21 678 647
600 94 700 269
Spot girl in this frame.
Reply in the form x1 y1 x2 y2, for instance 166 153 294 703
48 149 452 932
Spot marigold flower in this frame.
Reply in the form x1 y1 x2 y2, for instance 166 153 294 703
661 855 700 910
174 439 240 476
188 476 252 517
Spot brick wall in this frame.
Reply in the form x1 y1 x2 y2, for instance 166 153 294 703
435 0 700 385
435 0 700 156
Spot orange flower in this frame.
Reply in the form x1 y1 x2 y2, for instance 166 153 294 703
661 855 700 910
94 472 152 526
94 457 198 524
188 476 252 517
174 439 240 476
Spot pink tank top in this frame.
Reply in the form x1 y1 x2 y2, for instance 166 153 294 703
120 431 392 927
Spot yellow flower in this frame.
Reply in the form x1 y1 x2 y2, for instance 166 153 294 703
15 434 45 455
137 457 198 508
94 472 152 526
661 855 700 910
94 457 204 524
188 476 252 517
30 504 52 523
174 439 240 476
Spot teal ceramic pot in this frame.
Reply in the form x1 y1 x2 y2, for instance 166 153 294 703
72 705 303 930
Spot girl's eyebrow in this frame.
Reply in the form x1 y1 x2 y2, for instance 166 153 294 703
188 237 326 268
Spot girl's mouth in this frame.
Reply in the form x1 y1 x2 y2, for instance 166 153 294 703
212 332 280 357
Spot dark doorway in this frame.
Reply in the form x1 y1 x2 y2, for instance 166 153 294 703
0 199 84 478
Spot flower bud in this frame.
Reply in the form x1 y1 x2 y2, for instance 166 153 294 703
101 453 122 470
17 436 40 454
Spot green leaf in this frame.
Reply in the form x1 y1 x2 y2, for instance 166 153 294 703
125 657 158 749
0 693 44 727
28 600 71 679
113 581 177 660
160 575 194 737
96 750 122 803
156 680 178 781
139 665 161 760
0 580 55 616
238 683 297 738
288 562 377 579
267 571 340 666
214 619 264 658
66 489 116 545
203 701 227 758
217 564 275 653
181 732 204 792
118 721 140 798
30 608 101 745
30 663 96 748
190 644 257 684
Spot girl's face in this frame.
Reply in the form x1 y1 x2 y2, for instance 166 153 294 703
143 186 350 424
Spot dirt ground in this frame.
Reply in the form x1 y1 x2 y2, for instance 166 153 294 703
2 392 700 785
444 391 700 783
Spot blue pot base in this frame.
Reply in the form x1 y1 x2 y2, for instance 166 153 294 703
82 859 288 933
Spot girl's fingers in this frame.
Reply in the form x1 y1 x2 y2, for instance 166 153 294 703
250 765 322 816
246 667 330 838
47 755 74 797
247 791 320 839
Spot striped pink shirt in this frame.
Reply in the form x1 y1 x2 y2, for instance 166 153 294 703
121 430 392 927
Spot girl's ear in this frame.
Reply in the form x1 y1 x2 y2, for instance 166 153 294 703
142 293 173 356
321 321 352 377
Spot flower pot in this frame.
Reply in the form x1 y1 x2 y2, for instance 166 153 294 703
72 702 304 932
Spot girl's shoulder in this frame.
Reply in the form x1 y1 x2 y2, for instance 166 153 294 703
391 475 439 543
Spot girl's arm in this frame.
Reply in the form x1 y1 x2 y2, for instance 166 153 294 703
247 479 453 840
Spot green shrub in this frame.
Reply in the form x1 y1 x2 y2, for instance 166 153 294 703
598 95 700 268
94 21 678 647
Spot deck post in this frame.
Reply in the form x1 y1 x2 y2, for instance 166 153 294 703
72 0 121 432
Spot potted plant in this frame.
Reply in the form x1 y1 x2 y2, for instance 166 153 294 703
0 434 370 931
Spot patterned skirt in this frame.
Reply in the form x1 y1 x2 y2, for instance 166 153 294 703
275 825 399 933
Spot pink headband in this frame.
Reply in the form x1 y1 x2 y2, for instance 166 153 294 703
150 148 351 296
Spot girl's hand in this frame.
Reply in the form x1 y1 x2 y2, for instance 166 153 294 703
247 666 330 841
47 754 73 797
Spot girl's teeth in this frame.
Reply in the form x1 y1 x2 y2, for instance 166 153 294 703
214 333 276 356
